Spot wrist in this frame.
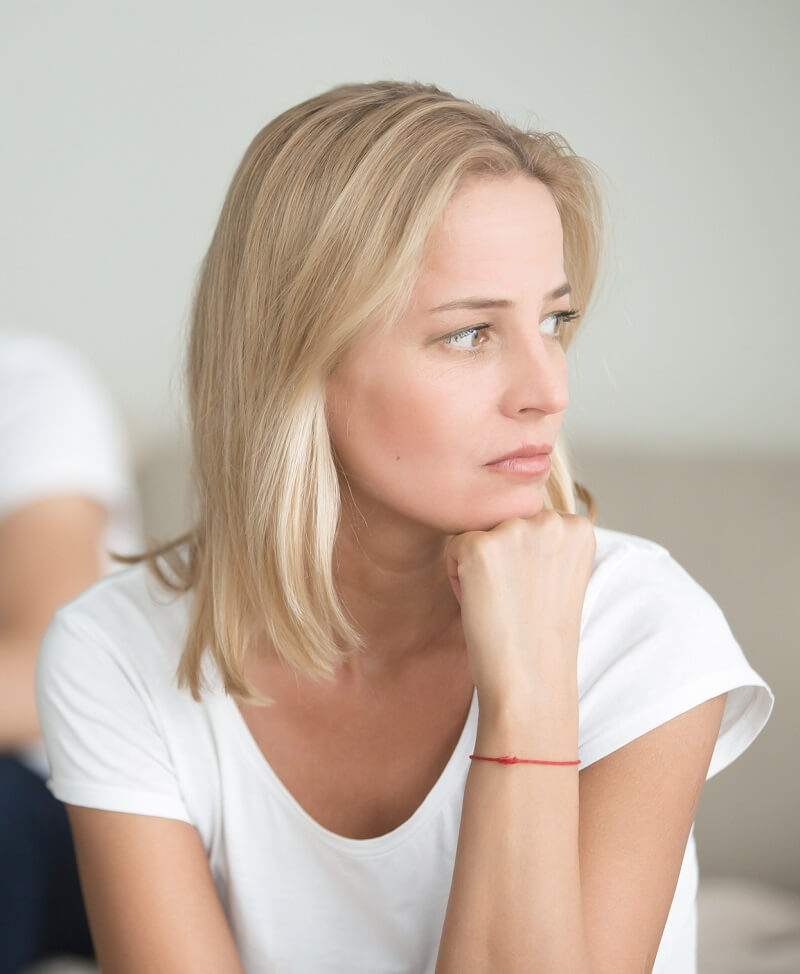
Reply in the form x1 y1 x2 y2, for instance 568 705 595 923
475 696 579 761
478 660 578 724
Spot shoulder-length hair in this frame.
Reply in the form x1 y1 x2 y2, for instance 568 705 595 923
115 80 605 706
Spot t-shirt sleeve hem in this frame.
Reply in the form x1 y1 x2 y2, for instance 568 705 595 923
578 666 774 780
46 778 194 825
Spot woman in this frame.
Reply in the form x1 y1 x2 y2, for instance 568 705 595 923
35 81 773 973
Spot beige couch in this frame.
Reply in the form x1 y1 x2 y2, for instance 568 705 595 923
29 440 800 973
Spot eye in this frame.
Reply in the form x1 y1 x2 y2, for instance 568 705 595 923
440 310 581 352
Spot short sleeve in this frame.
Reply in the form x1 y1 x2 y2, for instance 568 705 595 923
577 543 774 780
0 333 140 527
35 607 193 823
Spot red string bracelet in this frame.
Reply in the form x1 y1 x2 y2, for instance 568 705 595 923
469 754 581 765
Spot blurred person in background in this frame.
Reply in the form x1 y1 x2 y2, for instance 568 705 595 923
0 331 143 973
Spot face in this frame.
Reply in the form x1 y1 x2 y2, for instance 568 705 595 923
325 173 571 538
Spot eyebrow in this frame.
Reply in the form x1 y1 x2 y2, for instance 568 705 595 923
427 281 571 314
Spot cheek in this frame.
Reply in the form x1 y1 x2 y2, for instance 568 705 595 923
326 365 550 532
328 368 465 486
370 380 454 461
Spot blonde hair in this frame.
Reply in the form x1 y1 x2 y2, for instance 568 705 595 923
114 80 605 705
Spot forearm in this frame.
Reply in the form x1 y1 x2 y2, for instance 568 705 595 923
0 630 42 749
436 665 590 974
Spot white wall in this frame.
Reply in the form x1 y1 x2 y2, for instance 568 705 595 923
2 0 797 461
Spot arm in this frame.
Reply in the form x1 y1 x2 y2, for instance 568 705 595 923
436 672 728 974
436 658 587 973
67 805 245 973
0 494 108 749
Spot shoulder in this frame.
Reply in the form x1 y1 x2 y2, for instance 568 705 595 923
580 524 696 646
0 331 142 548
37 550 198 698
34 551 205 827
578 525 774 779
0 330 100 392
583 524 720 627
583 525 671 618
582 525 738 667
590 523 670 571
0 330 125 444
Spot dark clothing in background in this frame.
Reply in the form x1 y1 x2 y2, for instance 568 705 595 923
0 756 94 973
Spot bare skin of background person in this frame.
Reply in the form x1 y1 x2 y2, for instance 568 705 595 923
0 494 108 749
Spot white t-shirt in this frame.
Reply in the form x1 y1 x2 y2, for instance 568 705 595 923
0 330 143 776
34 526 774 973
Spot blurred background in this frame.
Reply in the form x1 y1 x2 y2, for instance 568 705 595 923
2 1 797 971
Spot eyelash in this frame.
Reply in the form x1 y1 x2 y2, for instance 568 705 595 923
440 310 581 351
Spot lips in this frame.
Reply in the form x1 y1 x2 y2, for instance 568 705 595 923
486 443 553 465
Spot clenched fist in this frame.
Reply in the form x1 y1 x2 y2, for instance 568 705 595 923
444 511 596 715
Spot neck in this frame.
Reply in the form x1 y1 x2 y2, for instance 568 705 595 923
330 503 462 680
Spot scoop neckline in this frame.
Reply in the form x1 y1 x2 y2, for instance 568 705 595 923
220 682 479 857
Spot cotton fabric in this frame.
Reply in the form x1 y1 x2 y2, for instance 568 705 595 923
36 526 774 972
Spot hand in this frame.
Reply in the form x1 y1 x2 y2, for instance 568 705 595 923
444 511 596 713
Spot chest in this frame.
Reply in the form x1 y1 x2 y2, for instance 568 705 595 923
235 662 475 841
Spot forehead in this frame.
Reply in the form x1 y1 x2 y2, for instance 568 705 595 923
414 174 565 298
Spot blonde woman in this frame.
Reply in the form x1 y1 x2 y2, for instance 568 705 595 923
35 81 773 973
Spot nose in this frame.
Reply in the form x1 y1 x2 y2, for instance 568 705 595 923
502 334 569 416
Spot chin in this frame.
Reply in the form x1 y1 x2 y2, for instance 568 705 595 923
451 501 547 534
